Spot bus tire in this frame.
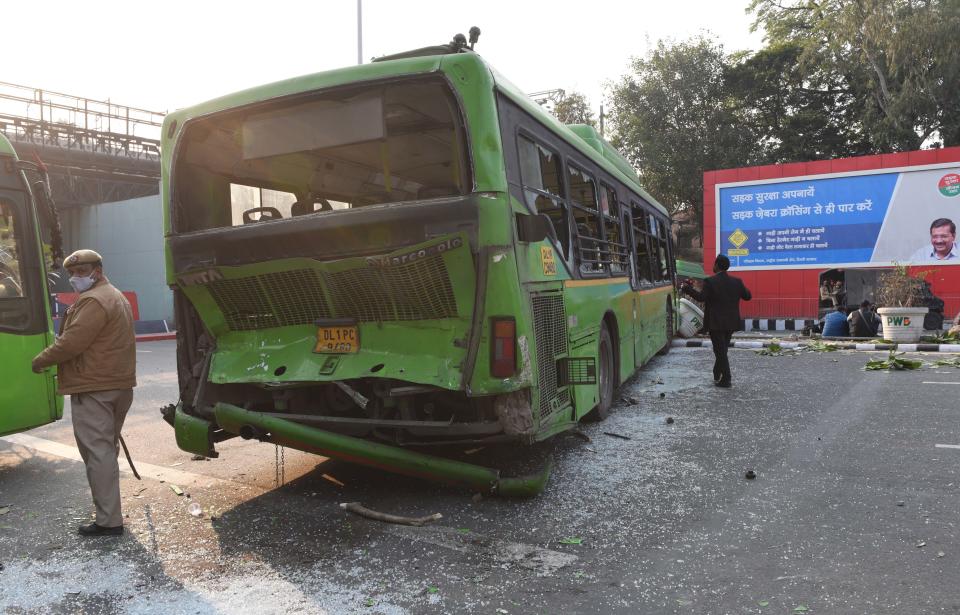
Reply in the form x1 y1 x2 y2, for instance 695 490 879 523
584 325 615 422
657 299 674 355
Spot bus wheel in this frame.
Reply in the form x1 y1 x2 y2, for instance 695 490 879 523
657 300 674 355
585 326 615 422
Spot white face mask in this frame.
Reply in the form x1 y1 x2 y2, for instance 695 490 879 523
69 274 96 293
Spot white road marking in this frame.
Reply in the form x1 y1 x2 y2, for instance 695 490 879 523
935 444 960 450
1 432 258 492
922 381 960 385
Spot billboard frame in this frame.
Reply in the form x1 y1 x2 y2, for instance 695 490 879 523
714 161 960 271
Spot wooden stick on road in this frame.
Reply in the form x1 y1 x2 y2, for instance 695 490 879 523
339 502 443 526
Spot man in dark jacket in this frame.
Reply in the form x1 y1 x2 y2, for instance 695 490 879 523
680 254 752 387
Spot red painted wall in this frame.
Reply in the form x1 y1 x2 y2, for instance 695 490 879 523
703 147 960 319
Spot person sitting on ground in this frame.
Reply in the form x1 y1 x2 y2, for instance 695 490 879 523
822 306 850 337
819 280 838 308
847 300 878 337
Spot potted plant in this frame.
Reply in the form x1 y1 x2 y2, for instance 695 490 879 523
876 264 929 343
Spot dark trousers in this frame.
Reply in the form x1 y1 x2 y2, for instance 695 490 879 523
709 330 735 384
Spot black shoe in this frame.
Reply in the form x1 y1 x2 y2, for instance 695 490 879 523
715 380 732 388
77 522 123 537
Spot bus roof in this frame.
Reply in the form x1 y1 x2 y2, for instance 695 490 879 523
164 50 669 217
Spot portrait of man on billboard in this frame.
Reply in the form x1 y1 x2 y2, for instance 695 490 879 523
910 218 957 262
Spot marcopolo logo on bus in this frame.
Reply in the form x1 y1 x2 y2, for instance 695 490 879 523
367 236 464 267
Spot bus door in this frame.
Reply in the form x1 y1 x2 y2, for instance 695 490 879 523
0 168 60 436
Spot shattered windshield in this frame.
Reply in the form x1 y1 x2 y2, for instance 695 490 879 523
172 77 470 233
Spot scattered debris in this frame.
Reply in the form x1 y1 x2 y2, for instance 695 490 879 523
339 502 443 527
896 501 905 507
583 446 597 454
168 485 184 496
804 341 840 353
571 431 592 443
932 357 960 368
190 454 206 461
464 447 484 455
922 332 960 344
651 377 664 385
426 586 439 595
758 600 769 607
793 607 809 613
659 392 666 398
665 417 674 425
917 541 926 548
188 502 202 517
0 506 10 516
170 462 184 467
603 431 632 441
322 474 345 487
865 352 924 371
756 342 795 356
745 470 757 480
559 537 583 545
364 598 375 607
938 551 945 558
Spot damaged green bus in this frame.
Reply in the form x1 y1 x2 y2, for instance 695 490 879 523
0 134 62 436
161 41 675 494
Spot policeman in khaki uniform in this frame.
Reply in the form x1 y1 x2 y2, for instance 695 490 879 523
32 249 136 536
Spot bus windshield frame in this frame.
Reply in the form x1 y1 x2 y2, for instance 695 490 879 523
171 75 472 235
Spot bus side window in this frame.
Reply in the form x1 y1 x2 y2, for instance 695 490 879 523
567 164 603 274
650 214 670 282
631 203 654 284
0 198 24 299
600 184 626 274
517 136 569 255
656 216 671 280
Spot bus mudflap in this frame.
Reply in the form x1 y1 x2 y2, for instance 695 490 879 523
213 402 550 496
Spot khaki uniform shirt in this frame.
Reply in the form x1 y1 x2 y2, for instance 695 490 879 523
34 279 137 394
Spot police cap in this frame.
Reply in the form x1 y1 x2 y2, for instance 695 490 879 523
63 249 103 268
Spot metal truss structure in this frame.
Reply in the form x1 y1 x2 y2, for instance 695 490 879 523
0 81 164 207
528 89 566 113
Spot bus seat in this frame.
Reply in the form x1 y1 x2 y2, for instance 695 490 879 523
242 206 282 223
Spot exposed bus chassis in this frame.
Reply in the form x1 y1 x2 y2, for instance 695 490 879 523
167 287 549 496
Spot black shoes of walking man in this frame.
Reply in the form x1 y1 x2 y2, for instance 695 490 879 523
77 522 123 536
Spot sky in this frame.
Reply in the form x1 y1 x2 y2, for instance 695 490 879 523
2 0 765 119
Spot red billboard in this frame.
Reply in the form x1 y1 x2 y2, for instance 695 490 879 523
704 147 960 320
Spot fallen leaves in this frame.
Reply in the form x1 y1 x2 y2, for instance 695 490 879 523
865 352 923 371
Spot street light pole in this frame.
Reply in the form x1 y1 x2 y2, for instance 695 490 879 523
357 0 363 65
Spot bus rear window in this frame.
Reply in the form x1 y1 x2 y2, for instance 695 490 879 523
173 78 469 233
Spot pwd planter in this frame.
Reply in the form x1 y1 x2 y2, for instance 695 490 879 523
877 307 929 343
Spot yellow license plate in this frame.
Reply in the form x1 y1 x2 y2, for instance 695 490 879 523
314 326 359 354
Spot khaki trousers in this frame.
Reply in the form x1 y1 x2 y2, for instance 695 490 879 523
71 389 133 527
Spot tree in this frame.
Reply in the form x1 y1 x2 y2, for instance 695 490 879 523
725 42 874 163
553 91 596 126
749 0 960 150
607 36 756 247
